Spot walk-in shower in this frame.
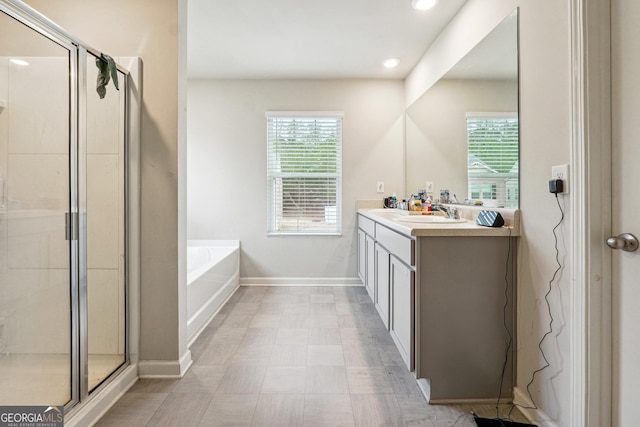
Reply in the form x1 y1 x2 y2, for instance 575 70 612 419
0 0 134 413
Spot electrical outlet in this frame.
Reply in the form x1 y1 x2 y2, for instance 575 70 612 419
425 181 434 193
377 182 384 193
551 164 569 194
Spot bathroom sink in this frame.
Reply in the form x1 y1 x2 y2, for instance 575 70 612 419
393 215 466 224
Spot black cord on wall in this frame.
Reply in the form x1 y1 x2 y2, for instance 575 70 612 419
508 194 565 420
495 226 513 419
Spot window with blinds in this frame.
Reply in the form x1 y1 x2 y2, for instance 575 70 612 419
266 112 343 235
466 113 519 208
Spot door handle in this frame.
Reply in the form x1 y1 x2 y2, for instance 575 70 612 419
65 212 78 241
606 233 639 252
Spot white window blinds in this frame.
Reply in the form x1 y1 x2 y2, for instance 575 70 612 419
466 113 519 208
266 112 343 235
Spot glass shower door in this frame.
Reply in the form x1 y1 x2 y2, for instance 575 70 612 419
0 10 73 406
84 52 126 392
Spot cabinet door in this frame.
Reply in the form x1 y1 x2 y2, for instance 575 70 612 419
365 235 376 302
357 229 366 283
375 243 390 329
390 256 415 370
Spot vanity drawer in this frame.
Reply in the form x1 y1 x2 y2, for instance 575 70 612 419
375 224 415 266
358 214 376 236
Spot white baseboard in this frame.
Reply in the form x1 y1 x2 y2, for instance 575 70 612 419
513 387 559 427
138 349 193 378
240 277 362 286
417 378 432 402
418 377 513 405
187 279 239 346
65 364 137 427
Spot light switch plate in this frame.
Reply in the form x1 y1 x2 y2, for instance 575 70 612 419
551 164 569 194
425 181 434 193
377 182 384 193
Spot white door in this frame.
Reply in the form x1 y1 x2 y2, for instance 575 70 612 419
611 0 640 424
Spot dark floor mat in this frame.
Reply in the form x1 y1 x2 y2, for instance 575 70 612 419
474 415 537 427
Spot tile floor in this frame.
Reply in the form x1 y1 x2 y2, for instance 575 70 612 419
96 285 529 426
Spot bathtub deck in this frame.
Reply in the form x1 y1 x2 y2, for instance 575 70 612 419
187 241 240 345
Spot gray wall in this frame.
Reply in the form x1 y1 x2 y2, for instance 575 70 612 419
187 79 405 282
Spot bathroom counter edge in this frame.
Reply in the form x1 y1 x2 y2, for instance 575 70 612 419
357 208 520 237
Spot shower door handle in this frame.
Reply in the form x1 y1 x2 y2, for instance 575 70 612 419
65 212 78 241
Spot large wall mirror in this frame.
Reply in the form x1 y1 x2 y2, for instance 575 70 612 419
405 9 519 208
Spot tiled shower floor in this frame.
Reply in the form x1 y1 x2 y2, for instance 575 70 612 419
0 353 124 406
96 285 529 426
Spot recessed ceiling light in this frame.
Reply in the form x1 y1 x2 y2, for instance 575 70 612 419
383 58 400 68
412 0 439 11
10 59 29 66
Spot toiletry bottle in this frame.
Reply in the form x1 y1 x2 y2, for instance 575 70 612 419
423 196 432 214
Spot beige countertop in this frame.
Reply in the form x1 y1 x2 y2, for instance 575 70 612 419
357 205 520 238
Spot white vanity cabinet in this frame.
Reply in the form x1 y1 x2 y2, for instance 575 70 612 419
357 229 365 283
357 215 377 301
374 243 390 328
358 213 416 370
365 235 375 301
389 254 414 369
374 220 416 370
356 208 518 402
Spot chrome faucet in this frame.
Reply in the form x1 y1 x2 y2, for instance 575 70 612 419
433 205 460 219
450 207 460 219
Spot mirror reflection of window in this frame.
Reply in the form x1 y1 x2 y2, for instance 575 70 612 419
466 113 519 208
470 183 498 201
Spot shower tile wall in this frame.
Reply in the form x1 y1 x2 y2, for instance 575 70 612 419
2 57 70 356
87 153 124 357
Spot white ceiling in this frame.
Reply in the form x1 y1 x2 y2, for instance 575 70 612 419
444 11 518 80
187 0 468 80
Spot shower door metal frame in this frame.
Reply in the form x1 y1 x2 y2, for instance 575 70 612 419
77 47 88 404
0 0 131 412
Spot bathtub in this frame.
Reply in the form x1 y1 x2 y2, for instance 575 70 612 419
187 240 240 345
